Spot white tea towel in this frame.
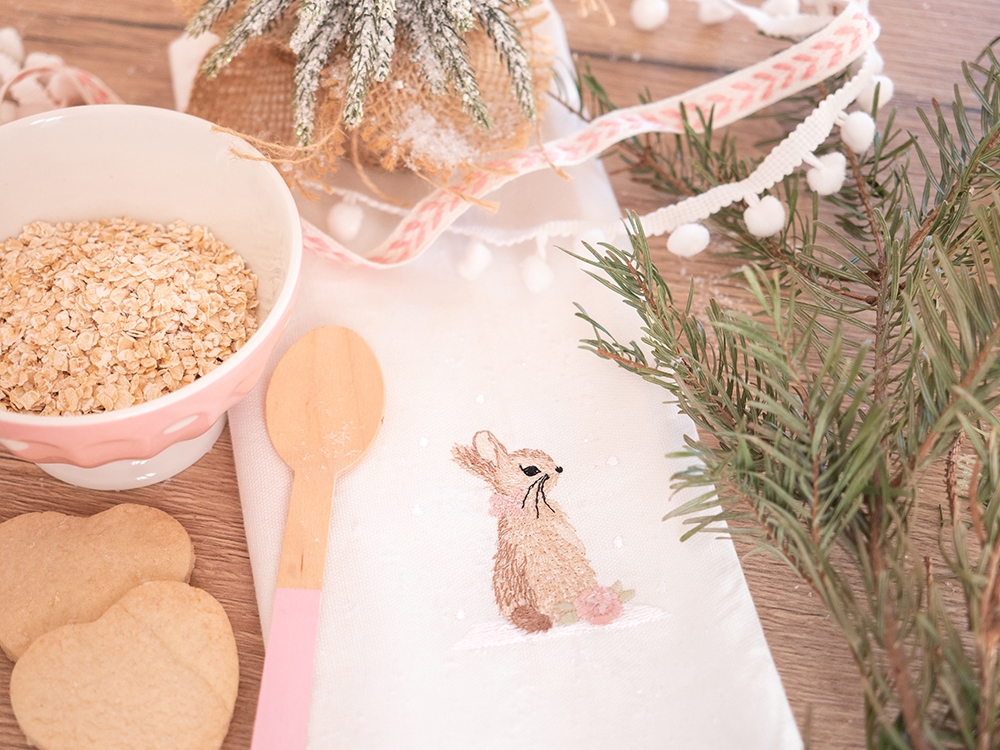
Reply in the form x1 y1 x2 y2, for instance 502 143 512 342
169 7 804 748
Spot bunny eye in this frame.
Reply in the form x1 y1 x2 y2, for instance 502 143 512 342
520 465 541 477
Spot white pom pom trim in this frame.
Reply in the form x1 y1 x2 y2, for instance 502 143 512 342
0 27 24 66
856 74 894 113
697 0 735 23
805 151 847 196
744 194 786 238
761 0 799 17
326 201 364 243
840 110 876 153
22 51 63 71
521 253 555 293
456 240 493 281
667 223 710 257
630 0 670 31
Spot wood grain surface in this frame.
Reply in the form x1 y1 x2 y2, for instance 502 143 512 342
0 0 998 747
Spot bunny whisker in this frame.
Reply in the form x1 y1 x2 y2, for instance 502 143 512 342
539 480 554 515
522 476 544 513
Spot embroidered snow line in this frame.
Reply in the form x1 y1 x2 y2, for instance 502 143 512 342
452 430 634 633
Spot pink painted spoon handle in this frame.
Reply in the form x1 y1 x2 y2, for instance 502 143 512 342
250 587 322 750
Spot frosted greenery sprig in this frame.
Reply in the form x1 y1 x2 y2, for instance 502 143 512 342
472 0 536 131
187 0 537 146
292 6 349 144
398 0 489 129
574 43 1000 748
342 0 397 129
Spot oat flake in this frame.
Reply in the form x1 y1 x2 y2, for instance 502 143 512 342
0 217 258 415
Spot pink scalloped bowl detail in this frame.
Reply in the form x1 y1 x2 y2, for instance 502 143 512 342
0 105 302 469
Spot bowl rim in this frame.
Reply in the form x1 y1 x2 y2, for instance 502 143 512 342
0 103 303 426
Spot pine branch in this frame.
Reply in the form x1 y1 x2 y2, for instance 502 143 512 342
187 0 239 37
290 0 335 54
190 0 538 144
472 0 536 122
399 0 491 129
292 8 348 144
448 0 475 33
201 0 294 79
343 0 397 128
576 41 1000 747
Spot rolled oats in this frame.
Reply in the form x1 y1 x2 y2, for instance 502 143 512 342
0 217 259 415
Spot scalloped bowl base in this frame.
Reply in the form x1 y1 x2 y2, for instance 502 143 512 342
34 416 227 492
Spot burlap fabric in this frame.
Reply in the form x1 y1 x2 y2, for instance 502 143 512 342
176 1 551 190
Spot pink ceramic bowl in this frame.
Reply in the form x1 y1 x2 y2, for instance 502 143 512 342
0 104 301 490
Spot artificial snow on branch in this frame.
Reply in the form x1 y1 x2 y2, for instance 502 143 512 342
187 0 537 145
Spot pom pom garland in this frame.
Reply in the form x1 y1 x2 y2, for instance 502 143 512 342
667 223 711 257
521 252 555 293
0 27 24 65
840 110 876 153
856 74 894 113
761 0 799 17
575 228 608 250
630 0 670 31
22 51 64 71
282 1 884 279
0 52 18 84
456 241 493 281
325 201 365 243
696 0 736 24
743 195 786 238
805 152 847 196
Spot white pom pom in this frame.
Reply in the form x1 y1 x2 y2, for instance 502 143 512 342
575 227 607 248
521 253 555 293
861 45 885 75
0 27 24 65
0 100 19 125
9 75 48 107
456 240 492 281
856 74 894 113
325 201 364 243
22 51 63 71
761 0 798 16
46 71 85 107
630 0 669 31
696 0 735 24
840 110 876 153
667 223 710 257
805 152 847 196
0 52 19 85
744 195 786 237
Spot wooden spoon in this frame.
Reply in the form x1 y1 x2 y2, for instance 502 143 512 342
251 326 384 750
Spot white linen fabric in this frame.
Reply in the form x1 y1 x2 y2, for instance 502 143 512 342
175 8 804 748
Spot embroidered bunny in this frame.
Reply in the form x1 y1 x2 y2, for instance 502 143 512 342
452 430 631 633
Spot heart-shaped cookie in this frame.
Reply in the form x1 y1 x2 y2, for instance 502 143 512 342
10 580 239 750
0 503 195 660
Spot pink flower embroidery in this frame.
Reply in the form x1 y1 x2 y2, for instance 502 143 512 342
489 493 528 519
574 585 623 625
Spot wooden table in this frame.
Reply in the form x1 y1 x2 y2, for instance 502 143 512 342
1 1 997 747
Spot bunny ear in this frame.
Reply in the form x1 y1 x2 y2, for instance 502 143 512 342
452 431 502 484
472 430 506 465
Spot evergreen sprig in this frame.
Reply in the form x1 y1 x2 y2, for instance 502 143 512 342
187 0 537 145
398 0 489 129
574 43 1000 747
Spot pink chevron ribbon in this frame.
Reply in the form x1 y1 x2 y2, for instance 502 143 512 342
304 1 879 269
0 64 123 119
